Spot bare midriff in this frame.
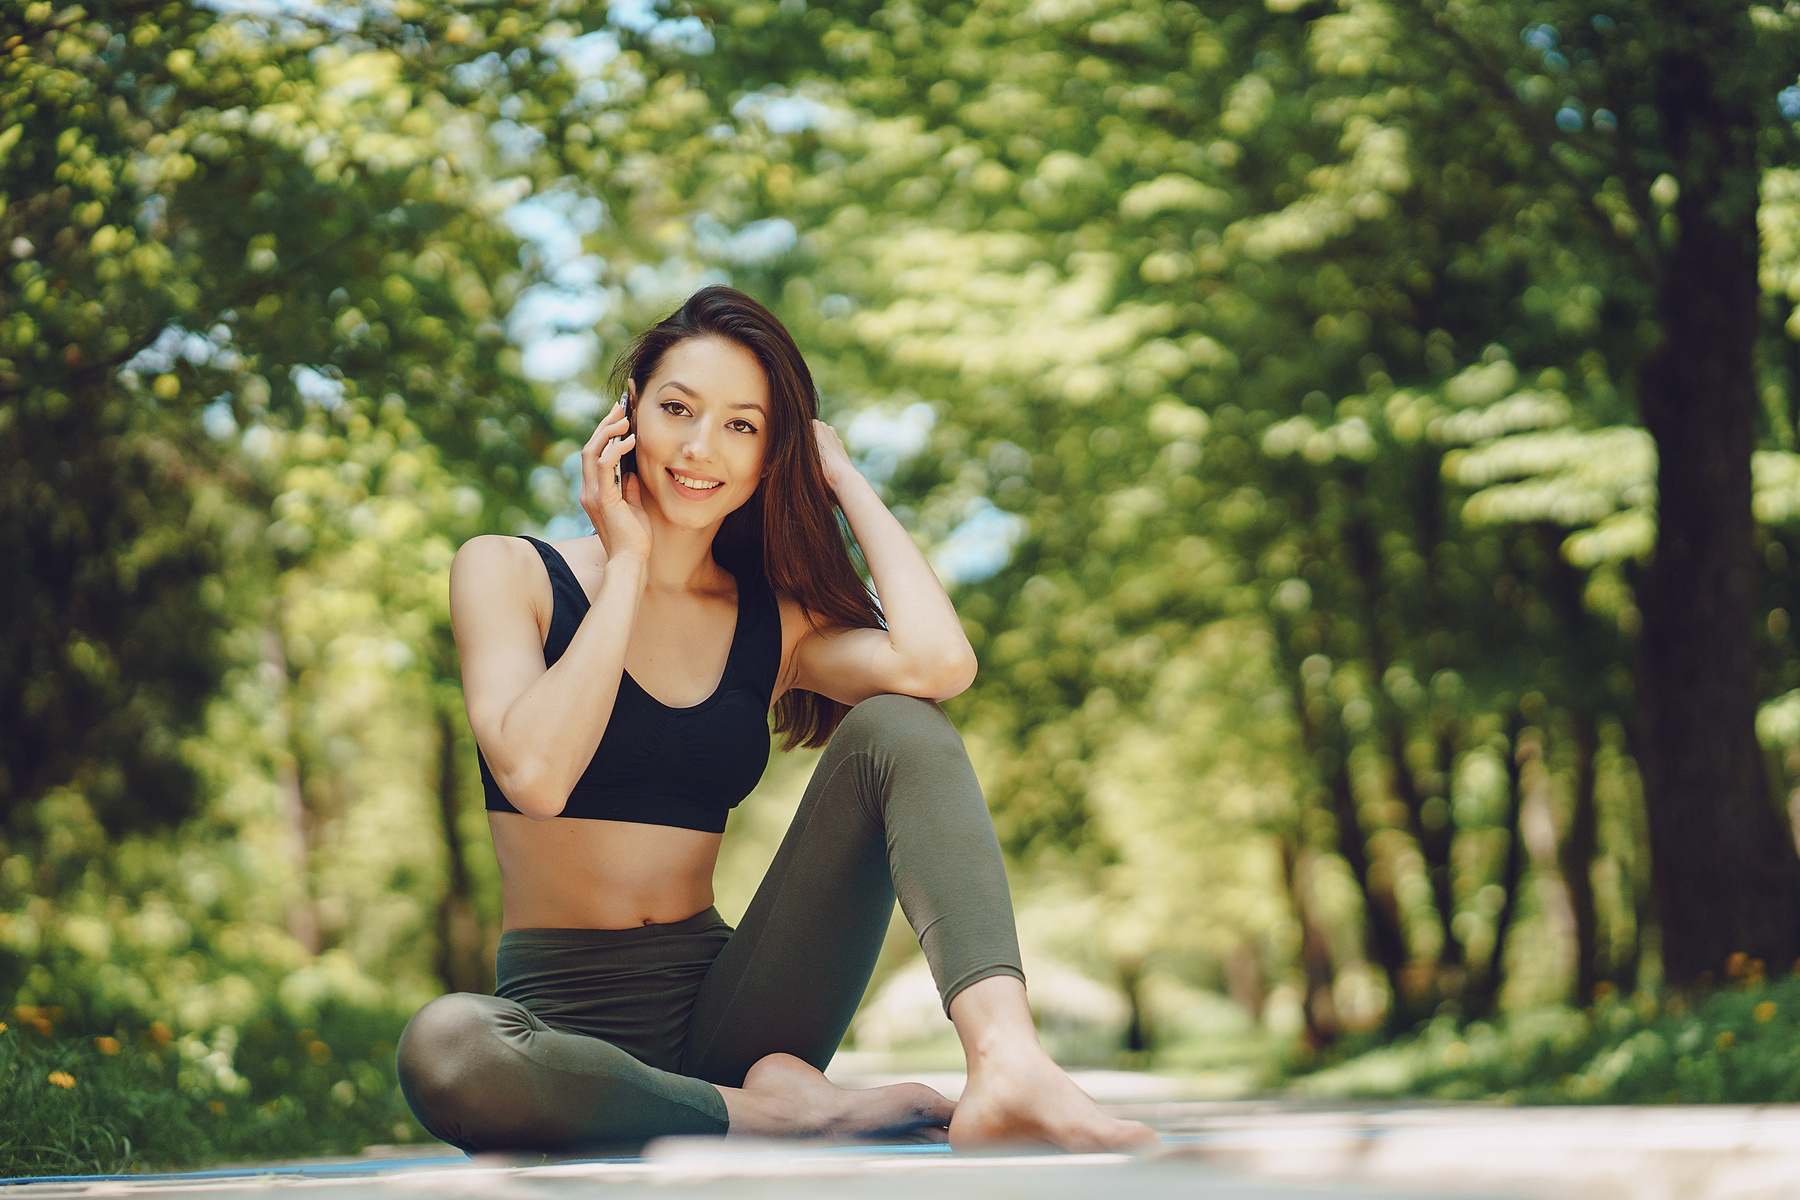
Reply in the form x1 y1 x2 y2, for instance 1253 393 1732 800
488 812 723 930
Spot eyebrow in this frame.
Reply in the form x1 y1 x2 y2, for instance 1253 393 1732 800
659 380 768 417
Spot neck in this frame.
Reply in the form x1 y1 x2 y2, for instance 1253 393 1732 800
640 504 727 594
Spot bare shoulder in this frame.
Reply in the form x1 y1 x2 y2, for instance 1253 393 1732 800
450 535 549 631
455 532 535 570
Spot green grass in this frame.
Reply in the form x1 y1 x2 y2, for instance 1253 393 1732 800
0 1010 428 1179
1290 972 1800 1104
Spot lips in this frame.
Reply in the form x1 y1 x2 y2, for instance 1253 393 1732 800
667 468 723 498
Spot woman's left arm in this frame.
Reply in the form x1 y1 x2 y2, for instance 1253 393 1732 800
787 421 978 705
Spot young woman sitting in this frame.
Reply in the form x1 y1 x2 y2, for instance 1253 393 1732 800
395 286 1159 1154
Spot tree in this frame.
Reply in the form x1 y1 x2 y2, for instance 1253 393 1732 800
0 0 549 831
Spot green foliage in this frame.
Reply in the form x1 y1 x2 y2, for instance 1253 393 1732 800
0 1010 420 1178
1296 970 1800 1105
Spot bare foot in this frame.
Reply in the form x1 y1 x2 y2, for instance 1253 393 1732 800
722 1053 954 1140
949 1046 1160 1154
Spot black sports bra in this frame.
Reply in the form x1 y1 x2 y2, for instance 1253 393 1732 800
479 536 780 833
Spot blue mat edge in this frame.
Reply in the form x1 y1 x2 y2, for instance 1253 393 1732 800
0 1141 994 1186
1 1137 1233 1186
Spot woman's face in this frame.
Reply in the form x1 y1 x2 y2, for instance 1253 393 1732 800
630 335 771 531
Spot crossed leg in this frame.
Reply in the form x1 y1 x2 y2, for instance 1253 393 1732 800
682 694 1158 1151
397 695 1155 1151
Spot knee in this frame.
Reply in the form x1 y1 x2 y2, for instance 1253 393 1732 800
396 993 497 1141
834 693 960 758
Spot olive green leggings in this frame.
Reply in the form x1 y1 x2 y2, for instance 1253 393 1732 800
396 694 1025 1152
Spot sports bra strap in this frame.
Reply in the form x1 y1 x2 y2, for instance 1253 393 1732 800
519 535 588 664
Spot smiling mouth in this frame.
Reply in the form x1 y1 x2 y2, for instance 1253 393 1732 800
668 469 723 493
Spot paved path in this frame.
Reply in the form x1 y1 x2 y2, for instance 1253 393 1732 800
7 1096 1800 1199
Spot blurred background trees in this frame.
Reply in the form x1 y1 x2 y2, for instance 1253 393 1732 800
5 0 1800 1151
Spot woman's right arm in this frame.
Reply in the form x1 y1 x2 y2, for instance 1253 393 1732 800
450 402 649 819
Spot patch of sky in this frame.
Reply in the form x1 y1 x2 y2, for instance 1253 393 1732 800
845 401 936 486
542 443 595 539
931 499 1028 586
731 88 846 135
626 258 730 310
647 17 712 54
608 0 661 33
1593 108 1617 132
508 288 609 349
542 512 596 541
1522 23 1557 49
125 325 213 375
608 0 713 54
451 52 507 92
546 29 621 79
529 464 568 513
502 189 612 384
506 189 606 268
692 214 797 267
1555 105 1583 132
489 120 547 169
523 332 601 383
292 365 346 411
1782 87 1800 122
203 399 239 440
554 385 605 425
195 0 359 33
564 79 615 116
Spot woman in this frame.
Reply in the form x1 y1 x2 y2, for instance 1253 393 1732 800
397 287 1157 1153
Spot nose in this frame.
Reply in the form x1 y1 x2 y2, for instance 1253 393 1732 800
681 423 719 462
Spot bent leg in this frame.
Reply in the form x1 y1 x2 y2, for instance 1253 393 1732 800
682 694 1023 1087
396 992 727 1151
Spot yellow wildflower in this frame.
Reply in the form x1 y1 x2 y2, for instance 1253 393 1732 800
95 1036 120 1055
1716 1031 1736 1052
47 1071 75 1089
1756 1001 1778 1023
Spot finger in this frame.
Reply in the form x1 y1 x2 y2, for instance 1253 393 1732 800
584 405 630 452
581 433 627 508
585 402 625 447
597 431 636 469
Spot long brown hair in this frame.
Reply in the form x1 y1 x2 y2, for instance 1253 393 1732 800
608 286 883 749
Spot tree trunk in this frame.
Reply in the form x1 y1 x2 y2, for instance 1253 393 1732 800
434 704 488 995
1559 712 1601 1005
1330 753 1418 1028
1283 658 1415 1021
1468 716 1530 1018
1341 496 1463 998
262 628 319 957
1633 14 1800 984
1280 838 1342 1049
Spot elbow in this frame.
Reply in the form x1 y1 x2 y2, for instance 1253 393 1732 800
905 646 978 702
492 761 567 821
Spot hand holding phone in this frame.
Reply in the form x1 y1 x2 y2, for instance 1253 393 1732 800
613 390 637 486
582 397 648 560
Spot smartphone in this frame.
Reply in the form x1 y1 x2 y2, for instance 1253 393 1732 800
620 390 637 479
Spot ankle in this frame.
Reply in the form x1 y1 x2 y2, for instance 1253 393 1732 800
962 1025 1047 1072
